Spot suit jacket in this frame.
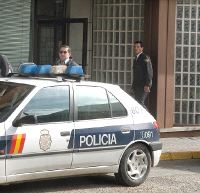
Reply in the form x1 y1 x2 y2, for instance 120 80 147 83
54 58 79 66
132 52 153 88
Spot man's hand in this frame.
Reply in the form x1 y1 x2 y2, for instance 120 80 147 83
144 85 150 93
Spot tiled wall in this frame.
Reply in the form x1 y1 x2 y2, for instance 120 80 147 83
92 0 144 91
175 0 200 125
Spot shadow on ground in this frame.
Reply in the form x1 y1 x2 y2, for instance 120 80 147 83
0 174 119 193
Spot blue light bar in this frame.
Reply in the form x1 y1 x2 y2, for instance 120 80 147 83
37 65 51 74
18 63 84 79
18 63 37 75
66 65 84 77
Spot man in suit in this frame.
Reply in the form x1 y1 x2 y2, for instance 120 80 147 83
55 45 78 66
131 41 153 110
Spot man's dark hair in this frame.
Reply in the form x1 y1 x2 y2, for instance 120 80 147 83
134 41 144 48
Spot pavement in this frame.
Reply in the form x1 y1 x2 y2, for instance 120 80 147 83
160 136 200 160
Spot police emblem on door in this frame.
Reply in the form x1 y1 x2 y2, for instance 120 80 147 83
39 129 52 151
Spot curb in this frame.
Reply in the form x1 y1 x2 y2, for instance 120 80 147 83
160 151 200 160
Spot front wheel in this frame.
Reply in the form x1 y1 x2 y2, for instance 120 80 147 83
115 143 151 186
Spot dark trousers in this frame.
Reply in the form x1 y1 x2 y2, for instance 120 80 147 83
133 87 149 110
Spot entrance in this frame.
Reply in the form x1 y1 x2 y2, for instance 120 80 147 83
34 0 88 68
36 19 87 67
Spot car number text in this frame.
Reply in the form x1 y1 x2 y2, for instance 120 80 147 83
140 131 153 139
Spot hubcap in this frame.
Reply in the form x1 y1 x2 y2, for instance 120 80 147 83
126 149 148 180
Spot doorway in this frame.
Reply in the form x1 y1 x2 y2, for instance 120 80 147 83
36 19 88 67
34 0 88 68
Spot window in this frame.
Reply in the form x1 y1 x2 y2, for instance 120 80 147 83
36 0 66 64
76 86 111 120
174 1 200 125
0 82 33 122
23 86 70 123
36 0 65 17
108 92 127 117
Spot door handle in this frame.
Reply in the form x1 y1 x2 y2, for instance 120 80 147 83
60 131 71 136
120 127 131 134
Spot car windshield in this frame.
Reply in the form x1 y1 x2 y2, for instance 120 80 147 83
0 82 34 122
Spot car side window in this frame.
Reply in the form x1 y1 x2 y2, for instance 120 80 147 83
76 86 111 120
108 92 127 117
22 86 70 123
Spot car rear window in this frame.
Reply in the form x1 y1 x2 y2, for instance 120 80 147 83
76 86 111 120
0 82 34 122
107 92 127 117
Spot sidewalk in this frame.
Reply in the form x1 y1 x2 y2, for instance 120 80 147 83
160 137 200 160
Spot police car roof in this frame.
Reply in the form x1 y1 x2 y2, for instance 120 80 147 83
0 76 119 89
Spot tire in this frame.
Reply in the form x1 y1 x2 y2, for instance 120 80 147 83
115 143 151 187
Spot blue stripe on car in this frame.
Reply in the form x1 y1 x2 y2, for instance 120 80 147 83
68 122 160 149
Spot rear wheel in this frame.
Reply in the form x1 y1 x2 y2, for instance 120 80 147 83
115 143 151 186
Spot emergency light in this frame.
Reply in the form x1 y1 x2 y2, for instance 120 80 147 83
66 65 84 77
18 63 38 75
37 64 51 74
18 63 84 78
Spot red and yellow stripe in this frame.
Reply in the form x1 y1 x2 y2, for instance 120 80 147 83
9 134 26 154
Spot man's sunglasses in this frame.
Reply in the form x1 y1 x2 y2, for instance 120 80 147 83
59 51 68 54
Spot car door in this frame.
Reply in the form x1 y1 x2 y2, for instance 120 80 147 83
0 123 6 183
6 85 74 176
72 85 134 168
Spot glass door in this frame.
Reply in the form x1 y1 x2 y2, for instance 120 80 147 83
66 18 88 68
37 21 64 65
36 18 88 67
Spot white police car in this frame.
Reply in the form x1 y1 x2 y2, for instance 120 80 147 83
0 64 162 186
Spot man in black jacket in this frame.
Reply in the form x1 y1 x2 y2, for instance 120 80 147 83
131 41 153 109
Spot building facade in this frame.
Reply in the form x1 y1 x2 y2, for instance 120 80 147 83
0 0 199 129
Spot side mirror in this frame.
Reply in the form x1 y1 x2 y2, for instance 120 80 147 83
13 115 37 127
